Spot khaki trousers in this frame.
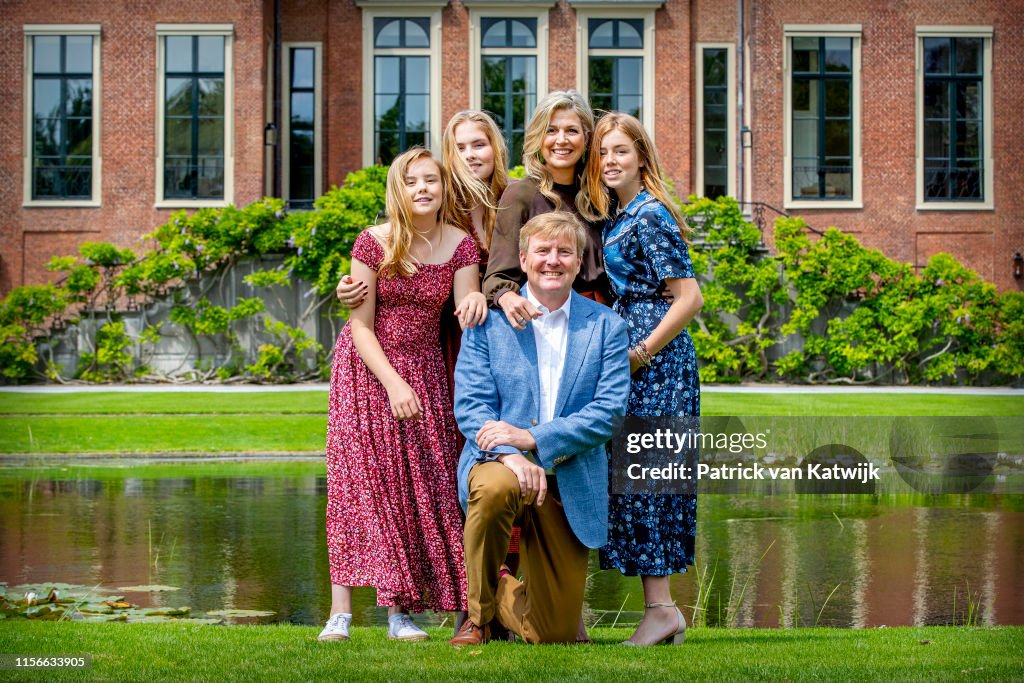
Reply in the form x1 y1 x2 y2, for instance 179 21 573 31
464 461 590 644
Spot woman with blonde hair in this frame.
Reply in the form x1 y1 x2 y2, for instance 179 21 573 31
319 147 487 643
581 112 703 646
483 90 612 330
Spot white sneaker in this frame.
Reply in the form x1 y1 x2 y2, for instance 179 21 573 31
318 613 351 641
387 613 429 641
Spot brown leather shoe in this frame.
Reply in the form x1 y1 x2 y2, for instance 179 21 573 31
450 619 490 646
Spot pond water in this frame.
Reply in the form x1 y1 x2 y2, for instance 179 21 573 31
1 467 1022 629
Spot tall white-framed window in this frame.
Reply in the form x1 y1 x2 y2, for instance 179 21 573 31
783 25 862 210
571 2 659 132
155 24 234 208
696 42 736 199
282 42 322 210
23 24 102 207
358 3 443 167
466 3 550 167
915 26 993 211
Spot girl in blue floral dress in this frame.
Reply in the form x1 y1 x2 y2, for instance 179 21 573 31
581 112 704 646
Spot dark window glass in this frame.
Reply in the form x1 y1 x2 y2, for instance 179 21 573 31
923 37 984 201
374 18 430 49
589 56 642 118
374 55 429 164
791 36 853 200
288 47 316 209
31 34 93 199
481 18 536 48
702 47 729 198
588 19 643 49
164 35 225 200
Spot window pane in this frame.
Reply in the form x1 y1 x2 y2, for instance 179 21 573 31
704 168 727 199
375 94 400 129
34 36 62 74
482 95 505 128
704 48 727 87
481 19 507 48
511 56 536 95
510 19 536 48
405 19 430 48
924 162 949 198
824 120 850 157
166 118 193 156
618 20 643 48
197 36 224 72
376 131 399 165
793 119 818 158
375 57 400 94
405 57 429 94
924 121 949 158
67 118 92 154
291 48 314 89
34 79 62 119
704 130 726 166
705 104 726 129
793 162 820 197
824 37 851 73
65 79 92 116
483 57 506 94
375 19 401 48
589 20 614 48
824 168 851 197
510 132 525 167
792 37 818 73
923 38 950 75
166 36 193 72
956 121 980 159
164 157 193 197
956 82 980 120
617 58 643 96
953 162 981 198
165 77 193 117
955 38 981 75
405 95 428 132
196 157 224 197
824 79 849 117
924 80 949 118
590 94 613 113
34 118 61 157
618 95 641 119
589 57 612 94
512 93 533 131
198 117 224 155
198 78 224 115
291 91 314 127
65 36 92 74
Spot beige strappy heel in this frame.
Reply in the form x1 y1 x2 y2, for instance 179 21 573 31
621 601 687 646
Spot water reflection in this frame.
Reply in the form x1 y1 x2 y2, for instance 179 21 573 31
1 475 1021 628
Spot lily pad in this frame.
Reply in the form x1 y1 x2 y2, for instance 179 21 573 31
117 585 181 592
204 609 276 618
142 607 191 616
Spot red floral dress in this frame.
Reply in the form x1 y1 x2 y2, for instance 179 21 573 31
325 230 478 611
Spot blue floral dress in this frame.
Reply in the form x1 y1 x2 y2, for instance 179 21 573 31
599 189 700 577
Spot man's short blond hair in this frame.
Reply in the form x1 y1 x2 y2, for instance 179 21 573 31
518 211 587 256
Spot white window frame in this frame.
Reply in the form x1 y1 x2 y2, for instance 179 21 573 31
22 24 102 208
695 42 736 199
572 2 659 135
155 23 235 209
915 26 994 211
358 3 444 167
783 24 862 210
282 42 323 207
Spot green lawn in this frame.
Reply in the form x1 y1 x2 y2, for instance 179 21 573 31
0 390 1020 455
0 623 1019 682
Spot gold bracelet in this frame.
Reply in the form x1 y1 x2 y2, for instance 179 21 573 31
633 341 653 367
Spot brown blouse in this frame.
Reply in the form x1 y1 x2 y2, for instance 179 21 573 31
482 177 611 305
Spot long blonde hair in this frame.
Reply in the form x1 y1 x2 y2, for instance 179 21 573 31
379 147 449 278
522 89 594 209
442 110 509 249
579 112 690 240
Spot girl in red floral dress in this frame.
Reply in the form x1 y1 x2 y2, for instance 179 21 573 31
319 148 487 642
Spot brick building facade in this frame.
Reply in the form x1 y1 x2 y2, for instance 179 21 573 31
2 0 1020 296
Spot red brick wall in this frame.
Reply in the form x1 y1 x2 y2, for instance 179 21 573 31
0 0 267 294
748 0 1023 291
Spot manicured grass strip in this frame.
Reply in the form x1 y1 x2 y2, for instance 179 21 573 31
0 460 324 481
0 623 1020 682
704 392 1024 416
0 391 328 415
0 416 325 454
1 390 1021 416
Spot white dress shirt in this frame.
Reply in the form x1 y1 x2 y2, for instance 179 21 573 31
524 286 571 425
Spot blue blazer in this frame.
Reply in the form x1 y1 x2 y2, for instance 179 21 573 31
454 291 631 549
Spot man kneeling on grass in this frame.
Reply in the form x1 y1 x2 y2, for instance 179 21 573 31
450 212 630 645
